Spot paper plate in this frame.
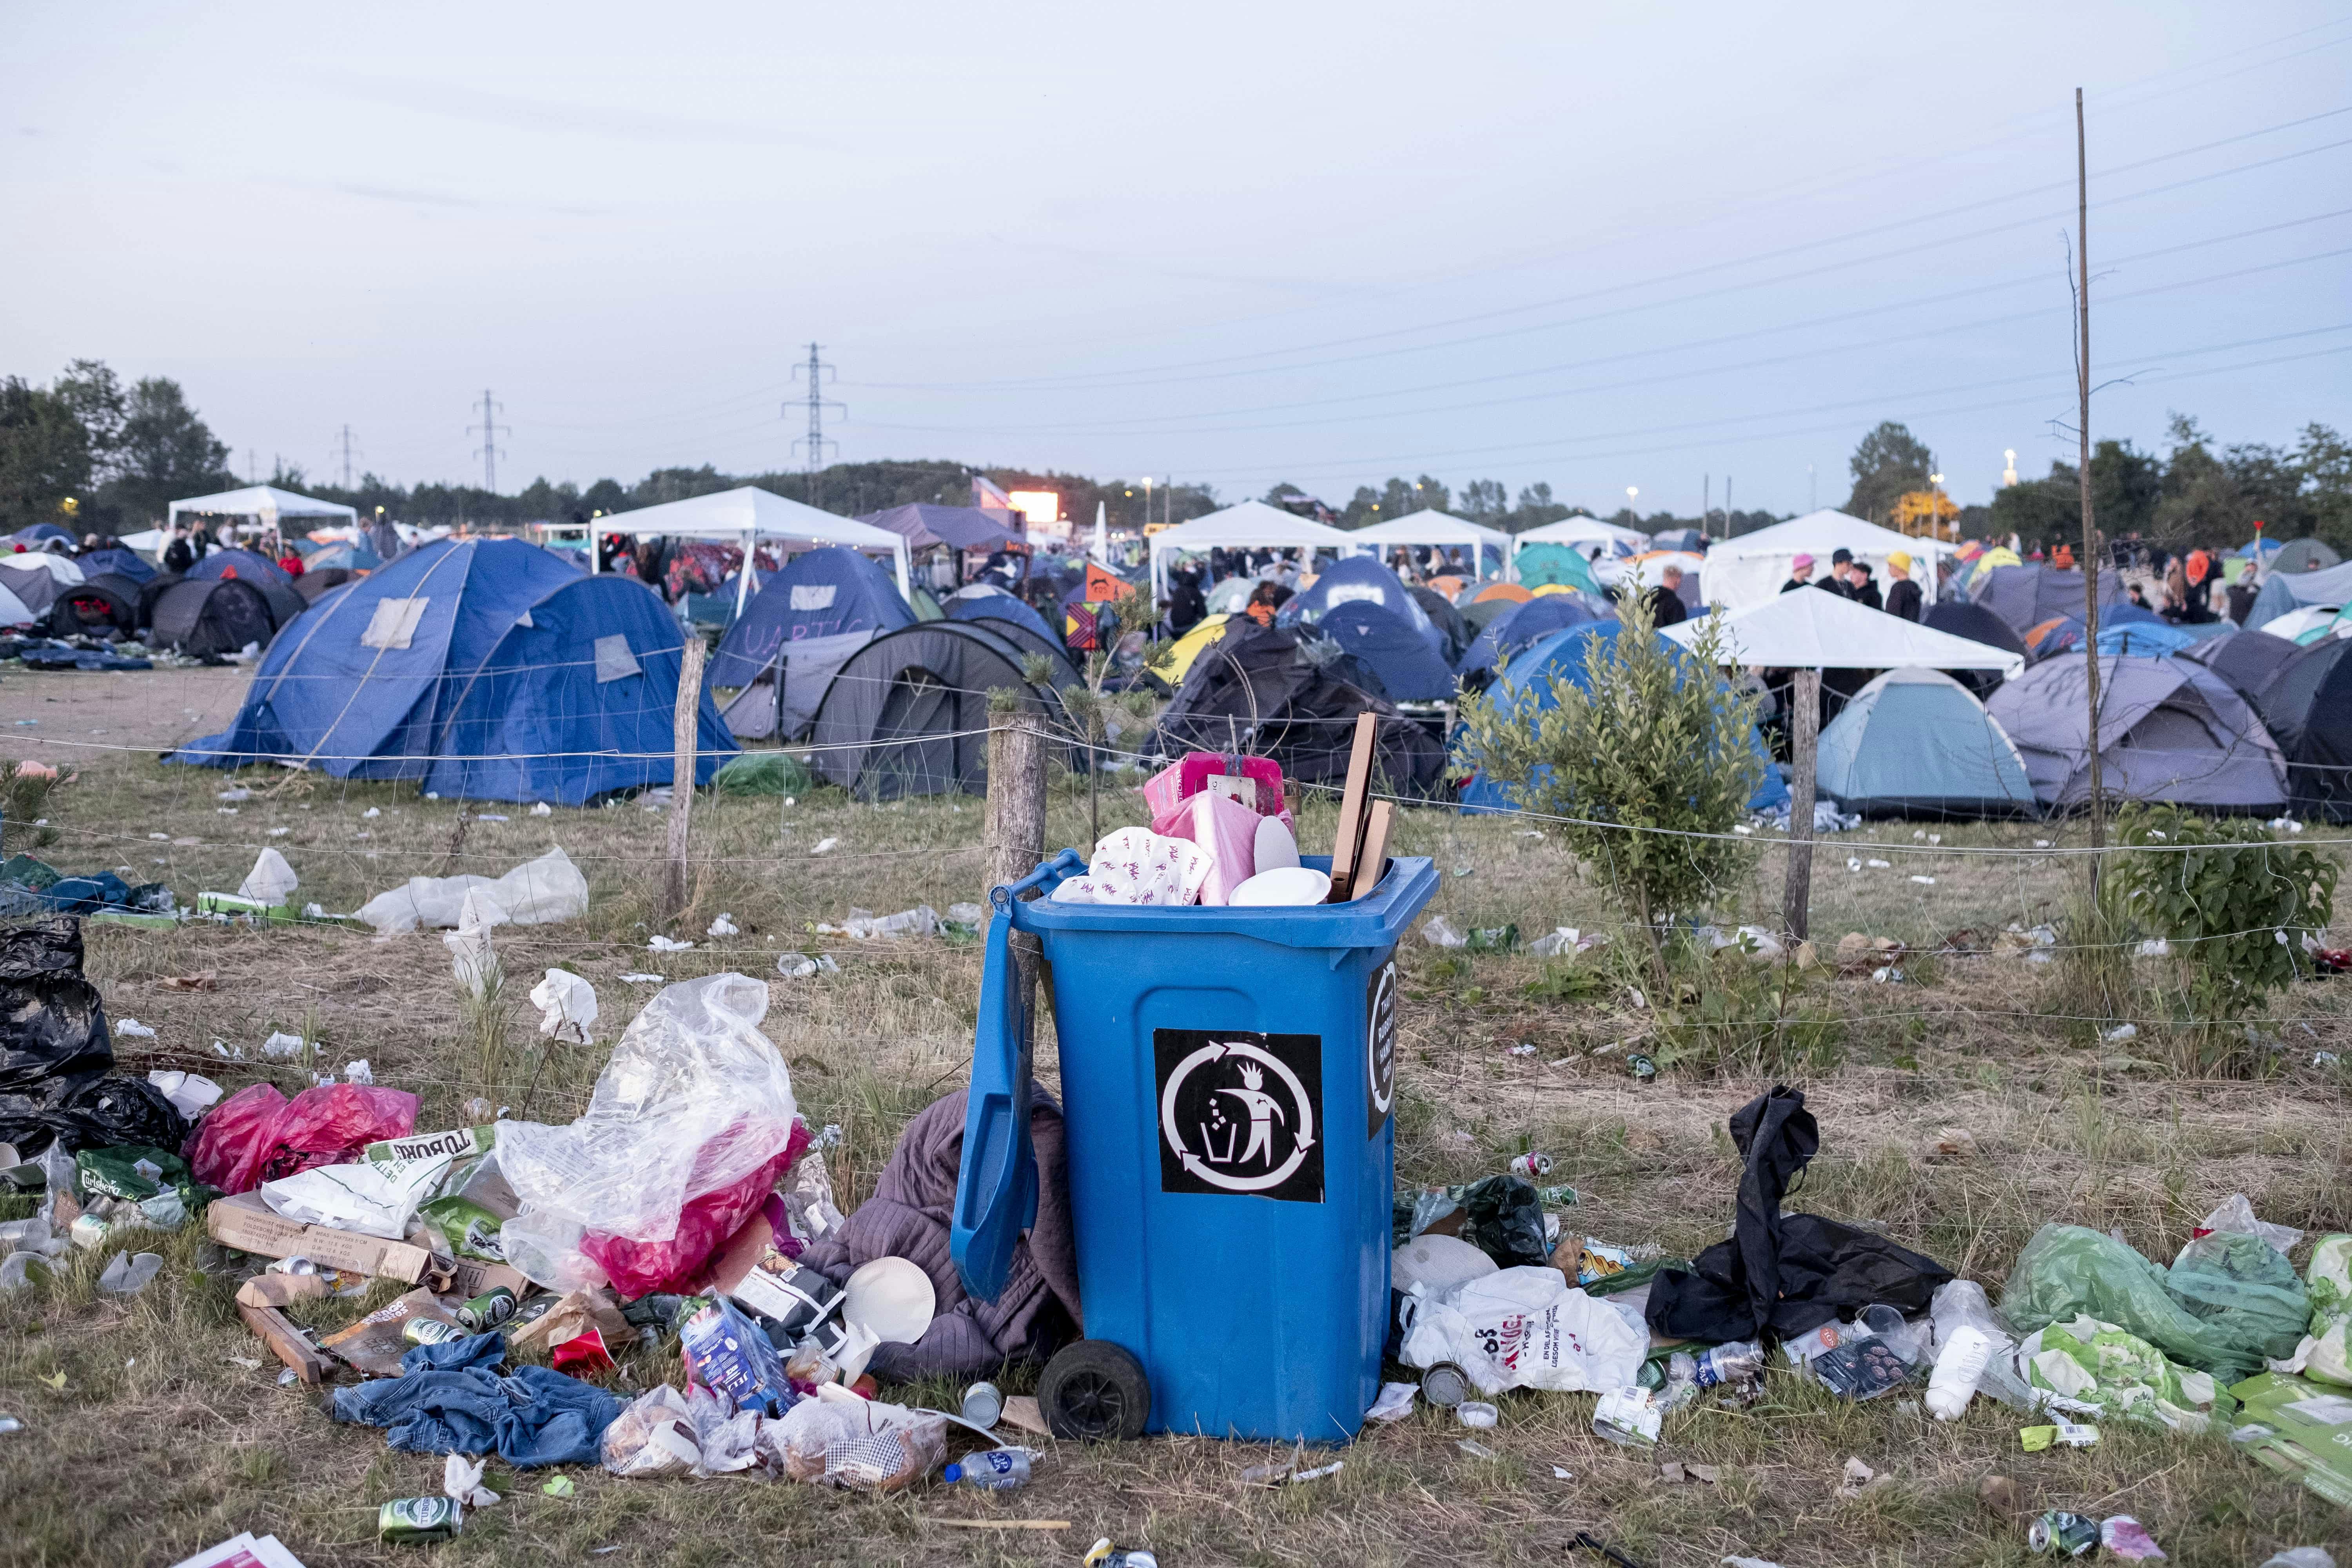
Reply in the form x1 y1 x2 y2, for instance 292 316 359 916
1253 814 1301 873
843 1256 937 1345
1230 866 1331 906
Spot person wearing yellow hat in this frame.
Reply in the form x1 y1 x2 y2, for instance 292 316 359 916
1884 550 1922 621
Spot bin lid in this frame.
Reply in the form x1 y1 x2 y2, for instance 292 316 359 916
1013 854 1438 949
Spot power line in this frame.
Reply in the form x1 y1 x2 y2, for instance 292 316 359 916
787 343 846 508
468 389 510 494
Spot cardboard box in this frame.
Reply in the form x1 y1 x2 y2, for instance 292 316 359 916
439 1256 530 1301
321 1288 463 1377
2229 1371 2352 1509
205 1191 433 1283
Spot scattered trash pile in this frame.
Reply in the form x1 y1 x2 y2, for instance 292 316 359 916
1383 1086 2352 1561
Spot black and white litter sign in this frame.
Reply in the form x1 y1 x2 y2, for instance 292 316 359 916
1154 1029 1324 1203
1366 951 1397 1138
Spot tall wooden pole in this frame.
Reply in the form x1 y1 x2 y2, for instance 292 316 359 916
1782 668 1821 941
2077 87 2107 889
662 635 706 919
984 705 1049 1122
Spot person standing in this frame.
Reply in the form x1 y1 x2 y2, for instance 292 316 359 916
1643 564 1689 627
1782 553 1818 593
1883 551 1922 621
1847 561 1883 611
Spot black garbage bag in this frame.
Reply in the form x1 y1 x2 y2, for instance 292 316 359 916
1646 1085 1951 1342
0 917 186 1157
1461 1174 1552 1269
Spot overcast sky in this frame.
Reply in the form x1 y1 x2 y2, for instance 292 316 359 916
4 1 2348 516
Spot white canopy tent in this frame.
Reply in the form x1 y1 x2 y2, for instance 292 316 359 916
1512 515 1649 560
1147 499 1359 603
1349 509 1516 581
1703 509 1951 613
165 485 359 533
590 485 912 612
1663 583 2023 677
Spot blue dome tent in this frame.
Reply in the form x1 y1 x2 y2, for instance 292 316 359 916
76 546 156 584
1816 668 2037 818
945 584 1058 648
1456 623 1789 814
1280 556 1443 652
171 538 734 805
708 546 915 688
1456 593 1598 677
1314 600 1458 702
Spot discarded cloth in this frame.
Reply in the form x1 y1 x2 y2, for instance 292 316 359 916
356 847 589 935
0 918 188 1156
1646 1085 1951 1341
331 1331 623 1467
1046 827 1210 906
799 1088 1080 1379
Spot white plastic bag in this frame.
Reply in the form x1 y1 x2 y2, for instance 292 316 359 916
358 847 590 935
443 887 506 999
773 1384 944 1490
259 1143 459 1240
1399 1265 1647 1395
237 848 299 906
494 973 799 1244
2186 1192 2303 1258
528 969 598 1044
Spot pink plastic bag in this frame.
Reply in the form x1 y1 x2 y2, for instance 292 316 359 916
1142 753 1286 820
584 1117 811 1297
1174 789 1261 906
181 1082 418 1194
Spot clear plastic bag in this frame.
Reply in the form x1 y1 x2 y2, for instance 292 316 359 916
497 973 799 1247
357 847 589 934
2001 1223 2290 1381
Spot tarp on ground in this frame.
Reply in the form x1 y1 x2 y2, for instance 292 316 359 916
171 538 735 804
708 545 915 688
1457 624 1790 814
1816 668 2037 817
1985 654 2287 811
2247 558 2352 630
858 503 1028 554
1974 563 2127 638
1699 510 1948 613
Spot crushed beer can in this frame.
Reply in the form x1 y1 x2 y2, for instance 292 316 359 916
2027 1510 2099 1557
456 1287 516 1332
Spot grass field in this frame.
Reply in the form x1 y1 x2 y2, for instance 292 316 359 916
2 665 2348 1567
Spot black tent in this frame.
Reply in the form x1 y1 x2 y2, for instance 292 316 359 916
807 621 1073 800
2180 628 2299 705
2248 637 2352 821
149 577 278 659
1920 599 2027 697
294 566 354 602
1151 622 1446 797
47 573 141 638
1407 585 1470 664
135 571 182 631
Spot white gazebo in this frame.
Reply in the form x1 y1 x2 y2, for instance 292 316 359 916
1702 509 1953 613
590 485 912 613
165 485 359 535
1663 586 2018 941
1511 514 1649 563
1349 509 1515 581
1147 499 1359 603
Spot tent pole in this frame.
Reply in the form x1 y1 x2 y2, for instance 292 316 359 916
1781 667 1821 942
735 530 756 620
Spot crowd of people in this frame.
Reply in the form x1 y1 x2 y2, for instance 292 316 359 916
1778 547 1925 620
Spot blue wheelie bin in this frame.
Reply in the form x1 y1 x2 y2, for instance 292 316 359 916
951 845 1437 1445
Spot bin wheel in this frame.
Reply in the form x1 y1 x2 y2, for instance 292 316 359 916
1040 1339 1151 1441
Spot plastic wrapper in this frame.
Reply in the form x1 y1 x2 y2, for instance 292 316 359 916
497 973 799 1250
2166 1230 2308 1362
443 889 505 1000
774 1384 944 1490
2000 1223 2283 1381
678 1294 796 1417
357 847 590 935
528 969 597 1044
498 1210 610 1294
1399 1265 1647 1394
260 1144 456 1241
236 848 299 906
2272 1233 2352 1386
2189 1192 2302 1256
2021 1314 2221 1432
584 1120 808 1297
183 1082 419 1195
601 1385 703 1478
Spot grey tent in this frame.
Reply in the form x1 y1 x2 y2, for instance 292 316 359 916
1984 654 2286 811
2271 537 2341 576
1816 668 2037 818
806 621 1074 799
0 561 61 621
149 577 279 659
2178 627 2299 705
2247 557 2352 630
720 630 878 742
1973 564 2125 639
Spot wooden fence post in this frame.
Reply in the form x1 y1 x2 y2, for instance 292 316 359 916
985 705 1049 1102
662 635 707 920
1781 666 1821 942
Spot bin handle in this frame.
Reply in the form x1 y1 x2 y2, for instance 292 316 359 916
951 849 1078 1301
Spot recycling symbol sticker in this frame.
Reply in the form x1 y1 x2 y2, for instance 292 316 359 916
1154 1029 1325 1203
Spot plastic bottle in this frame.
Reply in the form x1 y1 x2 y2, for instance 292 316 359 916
1657 1352 1699 1410
1692 1339 1764 1387
1924 1325 1992 1419
942 1448 1031 1490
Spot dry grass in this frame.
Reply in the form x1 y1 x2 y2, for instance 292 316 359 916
1 666 2349 1566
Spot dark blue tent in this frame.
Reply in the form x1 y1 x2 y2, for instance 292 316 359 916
1280 556 1443 654
708 546 915 688
2095 619 2203 658
1316 600 1457 701
188 547 294 589
11 524 71 546
946 588 1058 648
1457 594 1597 676
76 546 156 584
1456 623 1789 814
171 538 735 805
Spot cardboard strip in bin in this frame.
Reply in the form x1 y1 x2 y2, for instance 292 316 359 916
1351 800 1394 902
1327 712 1378 900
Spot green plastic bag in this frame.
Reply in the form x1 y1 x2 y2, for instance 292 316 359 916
76 1145 193 1203
2000 1224 2280 1381
711 752 815 797
2166 1230 2308 1363
2024 1314 2228 1431
418 1196 509 1263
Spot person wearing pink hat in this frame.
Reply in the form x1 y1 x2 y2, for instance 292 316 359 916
1781 552 1817 593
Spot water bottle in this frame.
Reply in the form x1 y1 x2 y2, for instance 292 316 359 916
1924 1325 1992 1419
942 1448 1031 1490
1692 1339 1764 1387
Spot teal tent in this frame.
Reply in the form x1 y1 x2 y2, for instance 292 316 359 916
1817 668 2037 818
